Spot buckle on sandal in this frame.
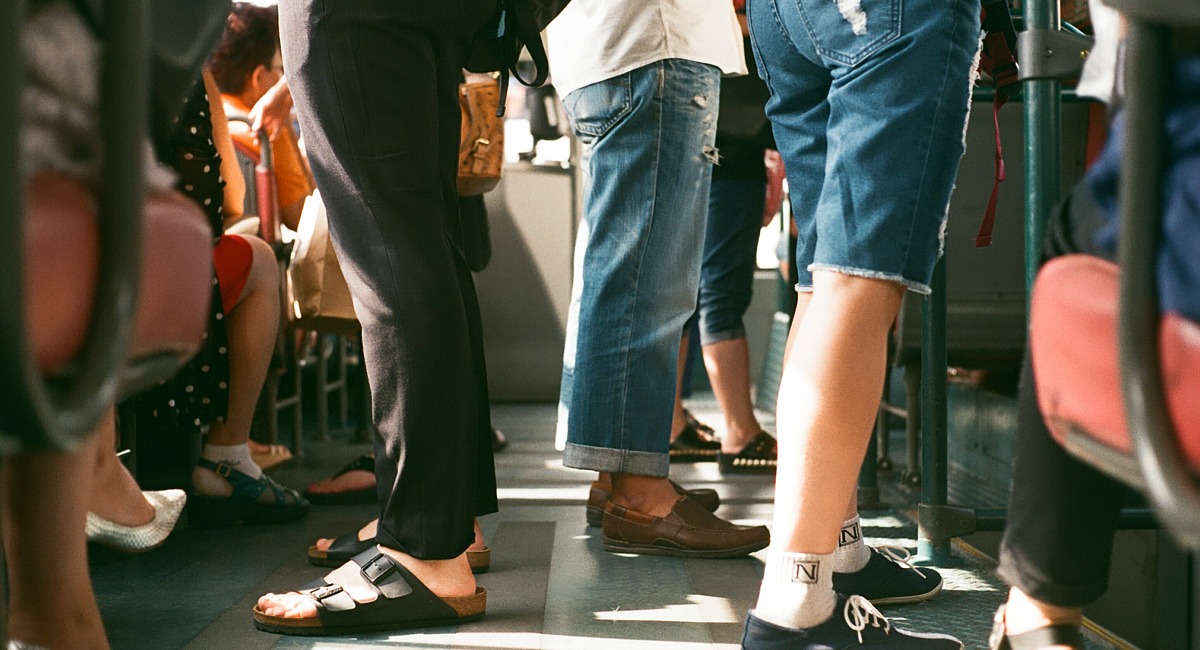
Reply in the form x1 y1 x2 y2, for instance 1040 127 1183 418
361 554 396 584
310 584 343 601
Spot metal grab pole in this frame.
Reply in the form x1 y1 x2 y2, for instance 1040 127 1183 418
1023 0 1063 300
917 258 955 565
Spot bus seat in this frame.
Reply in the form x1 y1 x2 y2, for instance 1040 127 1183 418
26 172 212 390
1031 3 1200 548
1030 254 1200 488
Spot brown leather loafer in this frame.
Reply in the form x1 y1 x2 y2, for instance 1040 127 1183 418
586 480 720 527
602 495 769 558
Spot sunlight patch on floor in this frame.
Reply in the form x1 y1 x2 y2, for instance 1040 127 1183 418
333 632 743 650
497 486 590 502
593 594 741 624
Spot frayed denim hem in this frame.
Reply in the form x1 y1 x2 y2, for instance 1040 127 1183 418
808 263 933 295
563 442 670 477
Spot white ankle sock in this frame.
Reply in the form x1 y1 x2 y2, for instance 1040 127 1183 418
754 550 837 629
831 516 871 573
193 443 262 495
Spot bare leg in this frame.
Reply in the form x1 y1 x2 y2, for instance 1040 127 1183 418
205 235 278 448
670 331 690 442
772 272 901 554
1002 587 1083 645
610 474 681 518
87 411 154 528
702 336 765 453
3 433 110 650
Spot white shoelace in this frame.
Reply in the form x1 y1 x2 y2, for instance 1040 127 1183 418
876 544 929 578
844 594 892 643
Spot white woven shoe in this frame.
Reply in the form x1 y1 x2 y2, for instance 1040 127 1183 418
86 489 187 552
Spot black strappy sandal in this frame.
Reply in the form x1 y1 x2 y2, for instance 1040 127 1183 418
254 548 486 636
188 460 310 527
669 411 721 461
304 453 377 505
717 431 778 474
988 606 1086 650
308 531 491 574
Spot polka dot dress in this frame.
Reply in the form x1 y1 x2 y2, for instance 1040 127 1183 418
132 79 231 435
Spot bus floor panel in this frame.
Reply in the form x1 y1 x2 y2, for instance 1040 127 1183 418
89 401 1123 649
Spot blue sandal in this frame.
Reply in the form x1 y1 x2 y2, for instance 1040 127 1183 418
189 459 310 528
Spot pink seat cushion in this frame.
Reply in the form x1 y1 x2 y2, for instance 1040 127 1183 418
1031 254 1200 472
25 172 213 376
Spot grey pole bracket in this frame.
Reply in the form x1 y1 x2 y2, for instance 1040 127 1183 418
1017 28 1095 81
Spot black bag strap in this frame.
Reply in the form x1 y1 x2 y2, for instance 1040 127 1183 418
472 0 572 117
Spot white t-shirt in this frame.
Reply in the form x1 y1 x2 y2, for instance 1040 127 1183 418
545 0 747 98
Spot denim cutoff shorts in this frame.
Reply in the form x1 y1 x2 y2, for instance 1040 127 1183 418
748 0 981 293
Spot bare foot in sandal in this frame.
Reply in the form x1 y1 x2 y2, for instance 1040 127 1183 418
310 518 492 573
256 546 480 629
312 518 487 554
304 453 376 504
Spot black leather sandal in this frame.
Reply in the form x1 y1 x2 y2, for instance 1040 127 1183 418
717 431 778 474
304 453 377 505
254 548 486 636
988 606 1086 649
669 411 721 461
309 532 492 574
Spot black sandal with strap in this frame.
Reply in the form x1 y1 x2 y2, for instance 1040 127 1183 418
988 606 1086 650
304 453 377 505
717 431 778 474
188 459 310 527
669 411 721 462
308 531 492 574
254 548 486 636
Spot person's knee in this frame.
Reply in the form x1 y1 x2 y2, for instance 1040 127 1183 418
245 235 280 290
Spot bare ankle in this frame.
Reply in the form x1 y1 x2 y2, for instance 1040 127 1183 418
375 545 476 598
1004 588 1083 636
609 474 679 517
9 602 110 650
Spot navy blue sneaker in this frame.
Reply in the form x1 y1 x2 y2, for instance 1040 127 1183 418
742 595 963 649
833 546 943 606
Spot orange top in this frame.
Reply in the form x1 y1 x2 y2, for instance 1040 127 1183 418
222 94 315 231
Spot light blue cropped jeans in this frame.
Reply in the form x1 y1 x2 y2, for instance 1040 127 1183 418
557 58 722 477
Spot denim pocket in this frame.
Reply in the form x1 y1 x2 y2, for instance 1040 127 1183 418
794 0 902 66
561 73 633 143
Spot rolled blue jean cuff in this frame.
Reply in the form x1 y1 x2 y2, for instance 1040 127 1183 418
563 442 670 477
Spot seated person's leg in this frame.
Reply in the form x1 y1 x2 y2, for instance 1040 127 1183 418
993 184 1128 648
3 433 109 650
191 234 306 524
85 411 188 551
